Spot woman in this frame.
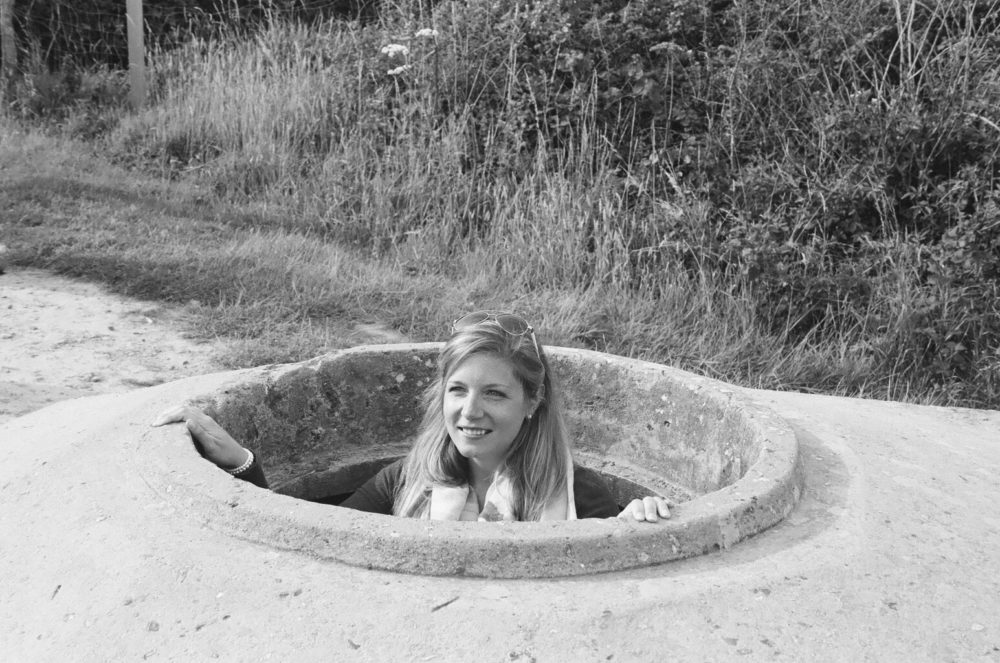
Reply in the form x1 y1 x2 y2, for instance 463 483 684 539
154 311 670 522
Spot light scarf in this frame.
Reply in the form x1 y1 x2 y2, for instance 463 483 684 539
422 458 576 522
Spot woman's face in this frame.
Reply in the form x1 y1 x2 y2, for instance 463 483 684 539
443 353 533 474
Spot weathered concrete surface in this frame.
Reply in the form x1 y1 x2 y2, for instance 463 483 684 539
3 365 1000 661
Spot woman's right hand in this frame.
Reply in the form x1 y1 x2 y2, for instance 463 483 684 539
152 405 249 471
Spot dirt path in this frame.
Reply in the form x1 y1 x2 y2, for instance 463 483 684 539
0 268 227 425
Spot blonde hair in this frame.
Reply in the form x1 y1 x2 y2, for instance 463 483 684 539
393 321 571 520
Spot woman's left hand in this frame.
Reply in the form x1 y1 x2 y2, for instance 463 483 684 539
617 496 671 522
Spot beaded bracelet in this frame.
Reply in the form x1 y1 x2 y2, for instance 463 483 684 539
226 449 255 476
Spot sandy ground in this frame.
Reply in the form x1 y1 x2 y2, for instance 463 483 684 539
0 268 226 425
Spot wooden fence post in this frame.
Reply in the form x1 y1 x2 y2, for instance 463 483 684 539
126 0 146 109
1 0 15 102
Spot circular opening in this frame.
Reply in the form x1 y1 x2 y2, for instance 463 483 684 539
144 343 802 578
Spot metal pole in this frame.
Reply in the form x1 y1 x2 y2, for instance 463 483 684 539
126 0 146 109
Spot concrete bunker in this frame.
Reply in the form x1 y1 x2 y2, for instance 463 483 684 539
144 343 803 578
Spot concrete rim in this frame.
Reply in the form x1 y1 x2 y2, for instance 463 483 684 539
136 343 804 578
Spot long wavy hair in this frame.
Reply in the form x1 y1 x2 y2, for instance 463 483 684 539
393 321 571 520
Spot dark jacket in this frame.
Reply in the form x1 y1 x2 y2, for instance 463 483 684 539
235 456 619 518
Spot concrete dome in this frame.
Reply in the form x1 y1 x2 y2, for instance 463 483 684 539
139 343 802 577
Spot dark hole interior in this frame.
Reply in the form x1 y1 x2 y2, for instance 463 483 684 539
312 493 354 506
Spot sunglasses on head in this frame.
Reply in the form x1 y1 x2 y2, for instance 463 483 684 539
452 311 543 361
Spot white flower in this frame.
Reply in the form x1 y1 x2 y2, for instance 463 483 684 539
387 64 412 76
414 28 439 39
380 44 410 57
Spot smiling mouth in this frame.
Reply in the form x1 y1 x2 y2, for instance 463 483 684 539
458 426 491 438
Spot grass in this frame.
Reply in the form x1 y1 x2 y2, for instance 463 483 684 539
0 121 950 403
2 0 998 408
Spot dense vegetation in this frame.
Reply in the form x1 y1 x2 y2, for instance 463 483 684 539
3 0 1000 407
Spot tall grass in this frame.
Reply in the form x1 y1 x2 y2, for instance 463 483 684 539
4 0 1000 407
